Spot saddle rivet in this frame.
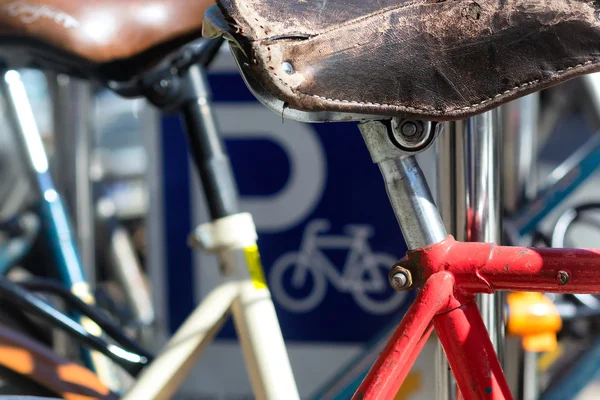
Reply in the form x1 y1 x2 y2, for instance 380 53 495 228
282 62 295 75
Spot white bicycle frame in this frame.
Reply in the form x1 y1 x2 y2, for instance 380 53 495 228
5 66 298 399
124 213 299 400
122 57 299 399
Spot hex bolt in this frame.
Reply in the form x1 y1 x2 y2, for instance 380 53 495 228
390 118 435 153
401 121 418 138
389 269 412 291
556 270 570 286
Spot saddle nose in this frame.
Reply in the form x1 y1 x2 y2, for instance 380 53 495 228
202 5 229 39
202 5 245 55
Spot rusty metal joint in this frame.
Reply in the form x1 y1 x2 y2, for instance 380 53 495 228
388 264 413 291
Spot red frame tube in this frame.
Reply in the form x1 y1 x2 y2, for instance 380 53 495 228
355 236 600 399
353 272 454 400
434 301 512 400
403 237 600 293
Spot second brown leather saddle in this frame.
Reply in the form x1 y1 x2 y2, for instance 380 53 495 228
0 0 213 80
212 0 600 121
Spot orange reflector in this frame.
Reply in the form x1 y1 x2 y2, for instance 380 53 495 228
506 292 562 352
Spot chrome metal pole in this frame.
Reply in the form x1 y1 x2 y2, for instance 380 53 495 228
452 110 504 363
47 73 96 285
377 156 448 249
436 131 456 235
522 351 539 400
582 73 600 127
501 94 540 399
435 127 458 400
502 94 540 213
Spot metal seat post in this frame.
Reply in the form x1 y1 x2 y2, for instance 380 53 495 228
358 118 450 399
358 119 447 250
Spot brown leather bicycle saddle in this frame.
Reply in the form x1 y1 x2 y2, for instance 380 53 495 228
0 0 212 80
214 0 600 121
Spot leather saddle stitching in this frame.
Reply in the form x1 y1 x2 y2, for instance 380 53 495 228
242 0 453 41
270 59 596 113
240 0 599 113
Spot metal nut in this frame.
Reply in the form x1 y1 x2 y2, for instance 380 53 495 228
389 266 412 291
390 118 435 152
556 270 570 286
401 121 418 137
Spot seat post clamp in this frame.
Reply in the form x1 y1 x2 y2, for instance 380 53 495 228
360 118 439 163
188 212 258 252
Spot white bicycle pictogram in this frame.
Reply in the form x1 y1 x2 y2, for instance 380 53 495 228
269 219 407 314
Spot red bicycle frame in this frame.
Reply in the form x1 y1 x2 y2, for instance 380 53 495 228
353 236 600 400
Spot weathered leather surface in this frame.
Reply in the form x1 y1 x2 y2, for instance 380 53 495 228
218 0 600 120
0 0 212 64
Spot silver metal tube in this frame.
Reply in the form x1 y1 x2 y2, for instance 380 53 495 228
522 351 539 400
501 94 540 398
380 157 450 399
452 110 504 363
47 73 96 285
96 196 155 345
109 225 155 325
378 156 448 249
436 131 456 235
435 126 458 400
434 342 453 400
582 73 600 127
502 94 540 213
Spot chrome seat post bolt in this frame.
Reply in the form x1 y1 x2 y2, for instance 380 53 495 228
401 121 418 138
390 118 434 152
